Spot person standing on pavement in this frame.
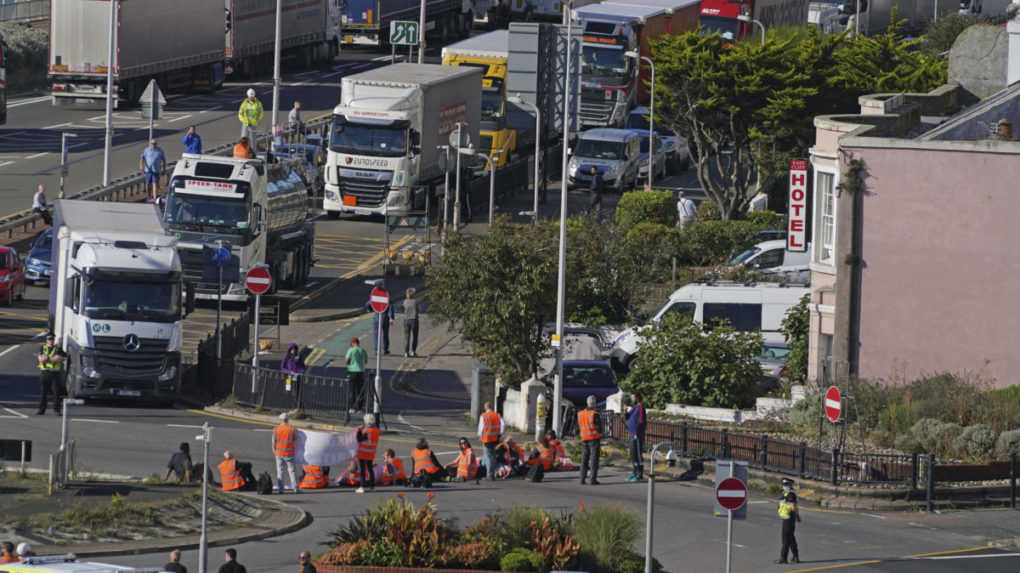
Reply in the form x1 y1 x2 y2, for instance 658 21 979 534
355 413 379 493
477 402 504 481
219 548 247 573
37 332 65 415
164 549 187 573
140 139 167 200
273 412 299 493
676 191 697 230
32 184 51 225
182 126 202 155
345 337 368 412
238 88 264 142
288 100 304 135
298 551 316 573
364 297 395 355
578 394 602 485
625 392 646 482
403 287 420 357
776 477 801 564
588 167 603 217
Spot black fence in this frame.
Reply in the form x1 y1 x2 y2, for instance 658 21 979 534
233 364 359 422
182 312 250 403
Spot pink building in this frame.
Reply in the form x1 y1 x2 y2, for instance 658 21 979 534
807 83 1020 387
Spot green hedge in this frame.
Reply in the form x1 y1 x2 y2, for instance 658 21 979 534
615 190 677 232
675 215 780 266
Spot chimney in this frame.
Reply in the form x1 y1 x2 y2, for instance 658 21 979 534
1009 1 1020 85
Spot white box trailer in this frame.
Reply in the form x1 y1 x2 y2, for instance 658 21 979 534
227 0 329 76
48 0 224 106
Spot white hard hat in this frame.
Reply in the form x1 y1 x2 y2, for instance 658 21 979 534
246 88 256 98
16 542 30 556
279 412 288 421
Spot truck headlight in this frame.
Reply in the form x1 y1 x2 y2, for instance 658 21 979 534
386 191 404 207
159 365 178 382
326 191 338 201
29 258 41 266
568 159 579 176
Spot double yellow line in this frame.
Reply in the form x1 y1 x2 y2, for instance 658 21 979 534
788 545 996 572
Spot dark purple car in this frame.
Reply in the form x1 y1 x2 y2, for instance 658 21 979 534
544 360 619 408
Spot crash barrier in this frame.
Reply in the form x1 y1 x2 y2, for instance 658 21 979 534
0 0 48 22
0 118 329 241
48 440 75 491
182 311 250 403
233 363 363 423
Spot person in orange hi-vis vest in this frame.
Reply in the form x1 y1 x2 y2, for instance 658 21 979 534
410 438 442 488
380 448 408 485
298 464 328 489
477 402 504 481
445 437 479 483
578 394 603 485
529 435 557 471
233 137 254 159
218 451 244 491
355 413 380 493
273 412 299 493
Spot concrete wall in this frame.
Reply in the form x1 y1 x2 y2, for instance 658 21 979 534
950 25 1009 102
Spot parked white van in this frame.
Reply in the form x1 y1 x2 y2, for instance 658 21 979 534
730 239 812 283
610 281 810 369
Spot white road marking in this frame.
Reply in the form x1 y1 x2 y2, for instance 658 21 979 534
0 345 20 359
25 152 49 159
863 513 887 520
397 413 425 431
169 114 193 123
44 122 71 129
372 55 393 61
9 96 51 108
1 407 28 419
436 451 458 456
0 161 14 168
296 71 318 77
167 424 205 429
71 418 120 424
748 500 771 504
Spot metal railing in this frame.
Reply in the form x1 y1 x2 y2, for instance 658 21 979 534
0 0 48 22
233 363 357 422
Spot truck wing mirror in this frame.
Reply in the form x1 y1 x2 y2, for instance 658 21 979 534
410 130 421 147
184 282 196 318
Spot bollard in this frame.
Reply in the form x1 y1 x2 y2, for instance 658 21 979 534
535 393 547 442
926 454 935 512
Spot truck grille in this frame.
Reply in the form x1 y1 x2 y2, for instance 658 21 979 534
178 247 228 293
580 100 614 126
337 168 392 208
92 336 169 375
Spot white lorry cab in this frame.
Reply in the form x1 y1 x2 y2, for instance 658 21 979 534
610 281 809 369
3 553 167 572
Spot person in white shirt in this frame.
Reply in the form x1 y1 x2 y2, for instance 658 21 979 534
288 100 303 136
749 191 768 212
32 184 51 225
676 191 697 229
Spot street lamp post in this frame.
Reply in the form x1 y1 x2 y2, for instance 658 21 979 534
553 2 574 435
418 0 427 64
508 94 541 223
59 132 78 199
457 146 495 228
737 14 766 45
196 423 212 573
624 52 655 189
102 0 116 186
271 0 283 151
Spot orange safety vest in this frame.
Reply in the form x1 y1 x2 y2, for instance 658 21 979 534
357 426 380 461
456 447 478 478
233 142 253 158
503 442 523 465
579 409 600 441
412 447 440 475
551 439 566 459
537 444 555 470
274 423 296 457
343 464 362 486
218 459 242 491
381 457 407 485
1 555 20 564
480 410 502 444
299 465 328 489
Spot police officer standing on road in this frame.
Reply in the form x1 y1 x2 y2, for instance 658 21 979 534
776 477 801 564
238 88 264 142
37 332 66 415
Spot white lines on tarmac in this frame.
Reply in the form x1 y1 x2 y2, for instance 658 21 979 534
25 152 49 159
397 413 425 431
863 513 887 520
0 161 14 168
0 345 20 359
167 424 205 429
9 95 51 108
1 407 28 419
169 114 193 123
44 122 72 129
71 418 120 424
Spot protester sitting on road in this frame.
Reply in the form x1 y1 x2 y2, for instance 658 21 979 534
379 448 408 486
410 438 443 487
546 430 576 470
494 434 525 477
445 437 479 483
298 464 329 490
219 548 247 573
528 434 558 471
218 451 256 492
335 459 362 487
1 542 19 564
164 442 193 483
164 549 187 573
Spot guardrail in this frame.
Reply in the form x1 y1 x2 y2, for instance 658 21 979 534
0 0 48 22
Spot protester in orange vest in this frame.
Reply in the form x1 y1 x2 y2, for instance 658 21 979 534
445 437 479 483
379 448 408 486
1 542 19 564
233 137 255 159
298 464 328 489
273 412 299 493
529 435 557 471
578 395 602 485
355 413 380 493
495 434 525 477
218 450 254 492
335 460 361 486
546 430 576 470
476 402 504 481
411 438 442 488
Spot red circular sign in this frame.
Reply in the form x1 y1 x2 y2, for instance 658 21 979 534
245 266 272 295
369 286 389 313
824 385 842 423
716 477 747 511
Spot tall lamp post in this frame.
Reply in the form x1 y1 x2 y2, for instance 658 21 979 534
102 0 117 186
196 423 212 573
737 14 766 45
271 0 283 150
508 94 541 223
624 51 654 189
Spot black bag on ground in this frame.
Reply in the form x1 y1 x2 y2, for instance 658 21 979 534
525 463 544 483
410 471 434 489
257 471 274 494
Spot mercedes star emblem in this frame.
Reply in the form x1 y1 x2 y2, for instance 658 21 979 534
122 334 141 352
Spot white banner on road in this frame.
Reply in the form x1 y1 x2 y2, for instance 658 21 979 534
295 428 358 468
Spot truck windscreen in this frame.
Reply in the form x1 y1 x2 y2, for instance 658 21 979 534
700 16 739 41
84 279 181 323
165 178 251 232
481 89 504 121
331 117 407 157
582 45 631 83
575 139 626 160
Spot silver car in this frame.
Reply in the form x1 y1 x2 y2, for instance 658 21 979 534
635 131 668 183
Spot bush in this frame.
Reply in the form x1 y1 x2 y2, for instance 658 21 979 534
907 419 962 457
789 389 822 429
500 548 547 572
441 541 495 569
0 22 48 93
921 14 981 56
572 505 641 573
695 198 721 221
320 541 370 565
744 210 781 227
361 539 405 567
675 219 778 265
615 190 678 232
780 295 810 382
621 222 681 282
954 424 997 460
995 429 1020 458
618 551 667 573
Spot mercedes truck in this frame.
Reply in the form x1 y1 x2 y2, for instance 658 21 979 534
323 63 481 218
164 155 316 301
49 200 193 400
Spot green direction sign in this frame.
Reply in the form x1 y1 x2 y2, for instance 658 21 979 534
390 20 419 46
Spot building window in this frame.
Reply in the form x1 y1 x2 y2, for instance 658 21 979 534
816 171 835 265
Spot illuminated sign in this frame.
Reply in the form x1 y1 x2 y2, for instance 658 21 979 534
787 159 808 252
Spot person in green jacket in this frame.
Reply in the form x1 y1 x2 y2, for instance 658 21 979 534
238 88 264 143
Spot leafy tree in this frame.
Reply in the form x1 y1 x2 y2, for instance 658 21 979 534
653 24 946 219
920 14 982 56
564 215 637 326
780 294 810 382
623 313 763 408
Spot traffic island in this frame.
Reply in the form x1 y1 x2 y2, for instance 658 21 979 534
0 474 309 557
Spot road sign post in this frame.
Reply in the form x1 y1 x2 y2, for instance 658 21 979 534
210 243 232 362
370 286 389 414
59 132 77 199
716 476 748 573
140 79 166 144
389 20 419 64
246 266 272 393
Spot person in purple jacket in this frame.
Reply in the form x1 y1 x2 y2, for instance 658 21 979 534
280 343 306 378
625 392 646 482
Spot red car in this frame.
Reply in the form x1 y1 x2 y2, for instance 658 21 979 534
0 245 26 306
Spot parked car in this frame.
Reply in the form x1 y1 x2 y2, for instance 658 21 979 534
566 128 642 192
0 245 27 306
730 239 812 283
634 131 668 183
757 333 792 391
537 323 608 378
542 359 620 408
25 228 54 284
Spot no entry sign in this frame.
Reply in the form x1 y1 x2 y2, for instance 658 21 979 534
715 477 748 511
245 266 272 295
369 286 389 313
824 385 842 423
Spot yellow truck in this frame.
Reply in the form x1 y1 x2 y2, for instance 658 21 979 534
441 30 517 170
